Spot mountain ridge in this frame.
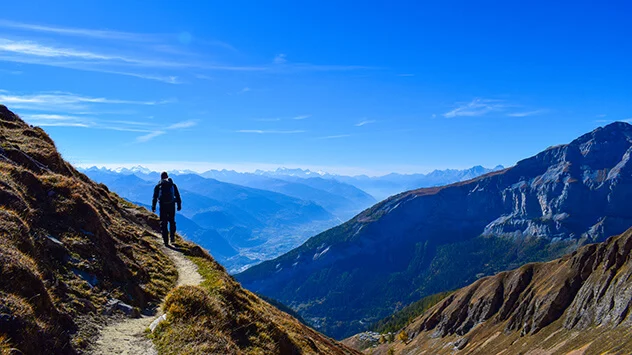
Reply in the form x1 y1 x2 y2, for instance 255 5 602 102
237 121 632 339
365 226 632 354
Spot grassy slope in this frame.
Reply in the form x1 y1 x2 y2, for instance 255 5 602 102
0 105 357 355
151 240 359 354
368 291 453 334
0 105 177 354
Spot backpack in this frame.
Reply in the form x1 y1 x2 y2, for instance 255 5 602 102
158 179 176 204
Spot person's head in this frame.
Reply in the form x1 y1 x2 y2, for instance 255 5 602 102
161 171 168 180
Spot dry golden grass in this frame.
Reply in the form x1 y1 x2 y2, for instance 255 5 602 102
1 105 355 354
151 240 360 355
0 106 178 354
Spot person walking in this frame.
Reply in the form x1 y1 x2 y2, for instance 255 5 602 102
152 172 182 246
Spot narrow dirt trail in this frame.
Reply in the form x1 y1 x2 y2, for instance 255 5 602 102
91 244 203 355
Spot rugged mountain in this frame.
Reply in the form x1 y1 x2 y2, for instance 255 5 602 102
367 227 632 355
334 165 504 200
237 122 632 339
202 170 376 220
0 105 358 354
252 166 503 201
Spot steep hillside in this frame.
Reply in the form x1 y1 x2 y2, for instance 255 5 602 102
368 227 632 355
0 105 357 355
237 122 632 339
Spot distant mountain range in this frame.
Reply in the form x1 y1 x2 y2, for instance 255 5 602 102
82 168 342 273
252 165 504 200
200 170 376 221
236 122 632 339
82 165 499 272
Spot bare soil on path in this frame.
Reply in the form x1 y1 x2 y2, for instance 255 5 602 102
90 244 203 354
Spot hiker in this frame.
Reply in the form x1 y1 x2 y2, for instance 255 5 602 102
152 172 182 246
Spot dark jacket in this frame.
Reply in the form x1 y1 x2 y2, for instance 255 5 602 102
152 178 182 211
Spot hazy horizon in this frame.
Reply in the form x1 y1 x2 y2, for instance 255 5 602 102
74 161 505 177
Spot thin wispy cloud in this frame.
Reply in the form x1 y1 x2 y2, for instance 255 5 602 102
507 109 547 117
355 119 376 127
20 113 93 127
20 113 155 132
0 91 167 112
0 20 156 42
0 34 371 83
31 122 92 128
270 53 374 72
292 114 311 120
239 87 251 94
317 134 351 139
276 63 375 72
443 98 510 118
397 73 415 77
22 113 83 120
134 118 202 142
0 39 190 67
0 20 237 52
6 89 182 142
596 114 607 118
237 129 305 134
0 37 189 83
136 131 165 142
167 120 198 129
100 70 181 84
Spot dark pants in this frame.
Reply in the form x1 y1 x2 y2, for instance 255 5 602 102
159 202 176 244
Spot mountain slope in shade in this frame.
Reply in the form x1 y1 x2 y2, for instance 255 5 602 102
237 122 632 339
365 227 632 355
0 105 357 354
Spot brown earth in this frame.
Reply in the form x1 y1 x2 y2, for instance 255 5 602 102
367 228 632 355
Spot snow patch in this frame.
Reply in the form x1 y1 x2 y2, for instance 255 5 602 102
313 246 330 260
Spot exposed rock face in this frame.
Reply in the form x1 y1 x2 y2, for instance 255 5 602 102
368 228 632 355
237 122 632 339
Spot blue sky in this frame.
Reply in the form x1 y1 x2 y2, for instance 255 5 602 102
0 1 630 175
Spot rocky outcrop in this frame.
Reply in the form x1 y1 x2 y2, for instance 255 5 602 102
237 122 632 339
363 228 632 354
